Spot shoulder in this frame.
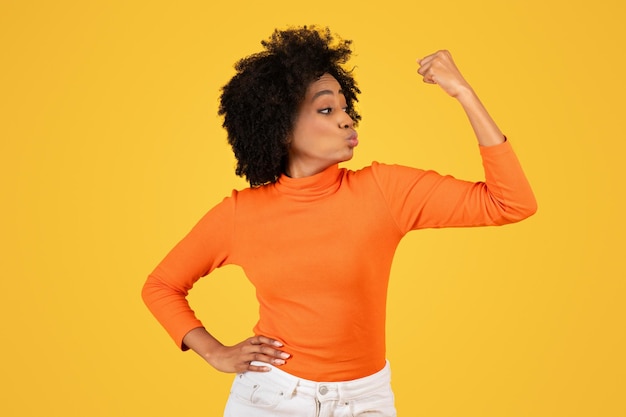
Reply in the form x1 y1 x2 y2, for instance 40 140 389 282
226 183 273 200
212 184 282 217
345 162 428 183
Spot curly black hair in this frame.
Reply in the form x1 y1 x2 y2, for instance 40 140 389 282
218 26 361 186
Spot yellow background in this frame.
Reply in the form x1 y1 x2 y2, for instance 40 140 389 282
1 0 624 416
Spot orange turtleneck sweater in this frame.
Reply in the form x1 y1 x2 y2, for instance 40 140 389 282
142 140 536 381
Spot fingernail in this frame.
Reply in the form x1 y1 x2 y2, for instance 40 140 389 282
280 352 290 359
273 341 283 347
273 359 285 365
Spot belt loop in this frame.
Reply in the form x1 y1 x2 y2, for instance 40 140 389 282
282 378 299 399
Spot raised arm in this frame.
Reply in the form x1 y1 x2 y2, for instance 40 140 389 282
371 50 536 233
417 50 505 147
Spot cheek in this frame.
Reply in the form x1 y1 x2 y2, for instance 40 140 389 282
311 119 338 138
290 116 336 151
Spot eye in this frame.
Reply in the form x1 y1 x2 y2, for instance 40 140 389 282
318 106 349 115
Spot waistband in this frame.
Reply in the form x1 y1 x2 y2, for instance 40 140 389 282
245 360 392 401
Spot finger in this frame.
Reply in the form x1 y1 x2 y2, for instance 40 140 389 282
247 365 271 372
417 61 430 76
425 49 451 63
249 344 291 360
241 362 271 373
254 352 288 365
417 52 438 66
419 71 437 84
243 352 287 369
418 50 453 73
251 335 284 347
247 338 290 359
244 338 291 361
417 65 437 84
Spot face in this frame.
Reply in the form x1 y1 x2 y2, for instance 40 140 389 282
286 73 358 178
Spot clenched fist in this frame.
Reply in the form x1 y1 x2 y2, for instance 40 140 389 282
417 50 472 98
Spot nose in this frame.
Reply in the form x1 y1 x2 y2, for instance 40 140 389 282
338 112 354 129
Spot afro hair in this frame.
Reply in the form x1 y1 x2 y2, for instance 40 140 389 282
218 26 360 186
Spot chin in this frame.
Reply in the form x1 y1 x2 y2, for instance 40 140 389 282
342 151 355 162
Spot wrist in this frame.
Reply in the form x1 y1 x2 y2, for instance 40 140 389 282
183 327 224 361
454 84 477 105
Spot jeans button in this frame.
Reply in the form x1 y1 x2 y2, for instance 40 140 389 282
319 385 328 395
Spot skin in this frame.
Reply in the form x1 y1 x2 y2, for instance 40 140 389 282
285 73 358 178
182 50 506 374
417 50 505 147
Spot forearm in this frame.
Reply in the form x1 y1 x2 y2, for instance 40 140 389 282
417 50 506 147
455 86 505 147
182 327 225 364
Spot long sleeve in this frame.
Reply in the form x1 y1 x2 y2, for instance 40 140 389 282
141 194 236 349
140 139 536 379
371 140 537 234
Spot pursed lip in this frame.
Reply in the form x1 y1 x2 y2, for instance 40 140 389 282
346 131 359 147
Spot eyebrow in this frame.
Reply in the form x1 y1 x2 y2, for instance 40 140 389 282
310 89 344 102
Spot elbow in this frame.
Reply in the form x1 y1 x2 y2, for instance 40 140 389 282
141 271 190 310
526 198 539 219
141 274 164 310
504 196 538 224
141 277 154 308
519 191 538 220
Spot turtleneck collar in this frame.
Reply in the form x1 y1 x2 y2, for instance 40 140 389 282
274 164 343 201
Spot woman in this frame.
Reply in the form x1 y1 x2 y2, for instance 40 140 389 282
142 26 536 416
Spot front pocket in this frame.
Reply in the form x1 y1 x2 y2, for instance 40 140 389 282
349 384 396 416
231 373 284 409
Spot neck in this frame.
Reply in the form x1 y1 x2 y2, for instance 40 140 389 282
285 162 336 179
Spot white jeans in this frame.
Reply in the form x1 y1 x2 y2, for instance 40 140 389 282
223 360 396 417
